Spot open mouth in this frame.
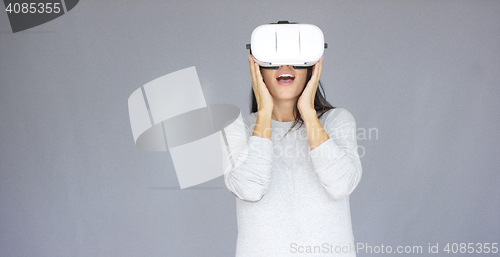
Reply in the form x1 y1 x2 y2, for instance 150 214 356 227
276 72 295 86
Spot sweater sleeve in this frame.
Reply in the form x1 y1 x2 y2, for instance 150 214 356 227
221 114 273 202
309 108 362 200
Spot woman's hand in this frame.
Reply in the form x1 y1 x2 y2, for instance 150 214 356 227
249 54 273 140
297 56 323 116
248 54 274 113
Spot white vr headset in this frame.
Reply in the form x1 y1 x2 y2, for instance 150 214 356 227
247 21 327 69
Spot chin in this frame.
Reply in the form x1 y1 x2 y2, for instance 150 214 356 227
272 92 302 101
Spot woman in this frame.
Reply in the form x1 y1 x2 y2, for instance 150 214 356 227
222 51 362 256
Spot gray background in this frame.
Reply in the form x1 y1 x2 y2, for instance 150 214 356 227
1 0 499 256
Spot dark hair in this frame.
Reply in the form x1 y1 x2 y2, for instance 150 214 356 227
250 66 335 137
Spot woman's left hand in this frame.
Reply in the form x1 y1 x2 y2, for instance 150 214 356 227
297 56 323 116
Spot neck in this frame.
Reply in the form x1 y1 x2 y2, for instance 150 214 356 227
271 97 297 122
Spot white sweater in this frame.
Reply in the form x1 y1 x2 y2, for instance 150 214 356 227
222 107 362 257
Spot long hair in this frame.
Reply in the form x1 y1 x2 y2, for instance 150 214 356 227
250 66 335 137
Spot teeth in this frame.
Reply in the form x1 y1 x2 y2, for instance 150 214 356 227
278 74 294 79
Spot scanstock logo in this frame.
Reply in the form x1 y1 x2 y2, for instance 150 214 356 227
3 0 79 33
128 67 242 189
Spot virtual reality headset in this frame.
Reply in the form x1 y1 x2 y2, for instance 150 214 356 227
246 21 327 69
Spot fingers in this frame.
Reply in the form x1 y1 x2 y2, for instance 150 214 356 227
254 62 264 84
310 56 323 84
249 54 267 107
317 56 323 80
248 54 264 81
248 54 257 84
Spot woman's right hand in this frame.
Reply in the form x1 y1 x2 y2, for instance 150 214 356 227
248 54 273 113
